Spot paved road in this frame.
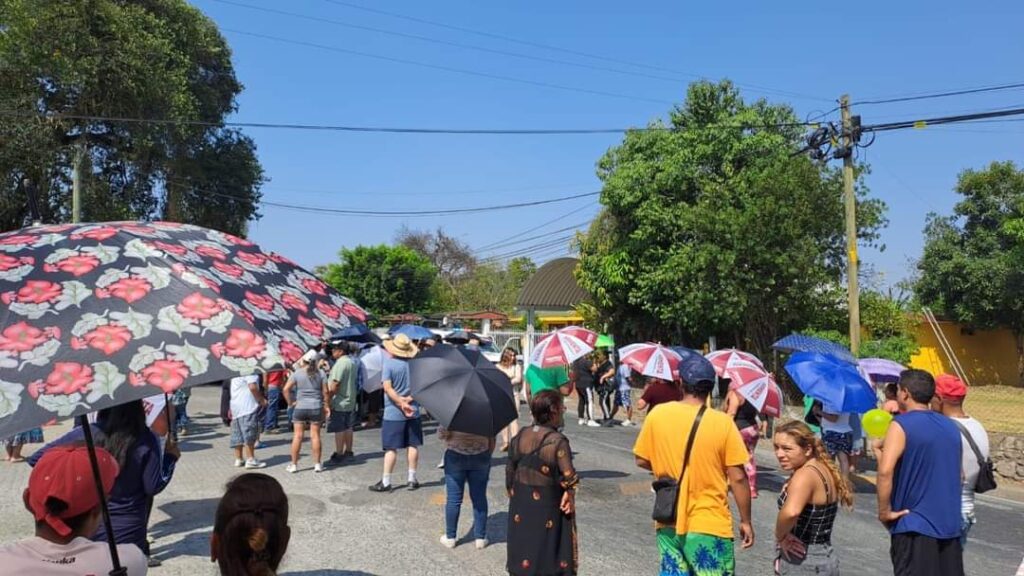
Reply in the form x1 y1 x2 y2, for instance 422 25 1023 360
1 386 1021 575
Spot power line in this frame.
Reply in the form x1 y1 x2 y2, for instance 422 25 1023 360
473 220 591 255
209 0 696 87
316 0 831 103
472 202 597 251
220 28 673 106
199 188 600 216
863 106 1024 132
480 234 577 263
0 109 815 135
853 82 1024 106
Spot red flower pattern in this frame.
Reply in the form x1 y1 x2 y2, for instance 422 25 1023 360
213 261 245 278
43 362 93 395
279 291 308 313
301 278 328 296
0 234 36 246
0 321 49 352
140 359 189 393
341 302 368 322
153 241 188 256
314 300 341 320
177 292 222 320
82 324 132 356
278 340 303 363
0 254 32 272
195 245 228 260
52 254 100 277
73 227 118 241
14 280 62 304
105 277 152 303
244 290 275 312
223 329 266 358
297 315 325 338
236 251 267 267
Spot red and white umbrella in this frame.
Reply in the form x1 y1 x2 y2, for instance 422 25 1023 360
736 374 783 417
617 343 682 381
529 326 598 368
706 348 765 377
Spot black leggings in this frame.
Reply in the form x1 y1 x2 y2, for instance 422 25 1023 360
577 387 595 421
597 389 614 420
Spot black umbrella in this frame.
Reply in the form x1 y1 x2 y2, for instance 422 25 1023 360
408 344 516 436
330 322 382 344
443 329 480 344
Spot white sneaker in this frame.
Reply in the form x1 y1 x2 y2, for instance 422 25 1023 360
578 418 586 426
436 461 445 469
586 420 601 427
474 538 488 550
233 458 244 468
245 459 267 469
621 420 635 427
314 463 324 473
439 535 456 549
285 463 298 473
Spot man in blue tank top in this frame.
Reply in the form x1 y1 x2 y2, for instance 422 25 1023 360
873 369 964 576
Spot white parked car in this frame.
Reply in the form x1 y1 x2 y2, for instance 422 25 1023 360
429 329 502 364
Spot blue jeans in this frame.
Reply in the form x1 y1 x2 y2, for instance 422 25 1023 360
264 386 281 430
960 510 976 548
443 450 491 540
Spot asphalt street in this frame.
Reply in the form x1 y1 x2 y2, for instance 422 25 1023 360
0 386 1021 575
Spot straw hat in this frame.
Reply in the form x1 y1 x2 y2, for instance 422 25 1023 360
383 333 418 359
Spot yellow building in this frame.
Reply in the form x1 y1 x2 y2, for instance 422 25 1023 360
910 318 1020 386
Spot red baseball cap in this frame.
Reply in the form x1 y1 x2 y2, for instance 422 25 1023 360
26 445 120 537
935 373 968 399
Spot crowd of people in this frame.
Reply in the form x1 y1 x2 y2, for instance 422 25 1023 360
0 328 1007 576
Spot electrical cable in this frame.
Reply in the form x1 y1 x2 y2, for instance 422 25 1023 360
853 82 1024 106
862 106 1024 133
316 0 832 103
0 109 815 135
220 28 673 106
472 202 597 251
472 220 592 255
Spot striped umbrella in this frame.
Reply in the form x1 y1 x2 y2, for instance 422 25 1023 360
705 348 765 377
736 374 784 417
617 343 682 381
529 326 598 368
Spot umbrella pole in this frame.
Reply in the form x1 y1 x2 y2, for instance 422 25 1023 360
78 415 128 576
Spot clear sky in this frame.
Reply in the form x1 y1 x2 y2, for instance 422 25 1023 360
191 0 1024 288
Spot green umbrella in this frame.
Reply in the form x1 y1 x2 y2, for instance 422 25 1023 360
596 334 615 348
525 364 570 394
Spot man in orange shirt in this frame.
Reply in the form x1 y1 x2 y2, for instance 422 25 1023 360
634 354 754 576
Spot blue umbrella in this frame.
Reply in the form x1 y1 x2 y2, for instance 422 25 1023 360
388 324 434 340
330 323 381 344
772 333 858 365
785 352 877 413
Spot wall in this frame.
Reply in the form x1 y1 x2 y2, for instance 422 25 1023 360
991 433 1024 483
910 320 1019 386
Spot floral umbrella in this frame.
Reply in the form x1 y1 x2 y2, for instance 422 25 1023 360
0 221 370 438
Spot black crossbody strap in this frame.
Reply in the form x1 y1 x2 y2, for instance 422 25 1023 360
951 420 986 468
677 405 707 481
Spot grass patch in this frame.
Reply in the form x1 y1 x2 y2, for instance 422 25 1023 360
967 385 1024 434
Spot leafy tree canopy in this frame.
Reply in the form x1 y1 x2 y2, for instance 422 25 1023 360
916 160 1024 384
576 80 886 352
0 0 263 235
318 244 436 320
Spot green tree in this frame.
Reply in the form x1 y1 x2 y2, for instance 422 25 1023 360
319 245 437 319
0 0 263 235
576 80 886 352
454 257 538 312
916 161 1024 385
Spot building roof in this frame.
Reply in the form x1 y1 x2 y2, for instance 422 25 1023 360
516 257 588 311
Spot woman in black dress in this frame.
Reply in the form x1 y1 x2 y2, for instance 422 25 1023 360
506 390 580 575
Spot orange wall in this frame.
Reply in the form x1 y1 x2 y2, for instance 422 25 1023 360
910 321 1019 386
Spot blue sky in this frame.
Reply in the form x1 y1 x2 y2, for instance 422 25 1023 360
191 0 1024 288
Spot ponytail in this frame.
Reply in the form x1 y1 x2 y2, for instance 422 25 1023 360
246 527 275 576
213 473 289 576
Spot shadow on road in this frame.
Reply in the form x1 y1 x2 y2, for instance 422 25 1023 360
285 571 380 576
484 511 509 544
177 441 213 453
284 565 380 569
579 469 629 479
151 497 222 539
151 530 211 562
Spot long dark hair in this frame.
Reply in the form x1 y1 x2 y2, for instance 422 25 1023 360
530 390 563 427
214 473 290 576
97 400 148 468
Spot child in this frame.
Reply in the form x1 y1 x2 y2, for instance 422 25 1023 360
3 427 43 463
882 382 900 415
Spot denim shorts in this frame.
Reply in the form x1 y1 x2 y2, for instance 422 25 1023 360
381 418 423 450
327 410 358 433
229 412 260 447
291 408 323 424
615 389 632 407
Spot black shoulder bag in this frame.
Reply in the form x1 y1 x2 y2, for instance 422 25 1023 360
952 420 997 494
651 404 706 523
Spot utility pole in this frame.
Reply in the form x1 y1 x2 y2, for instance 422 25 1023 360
840 95 861 355
71 142 84 224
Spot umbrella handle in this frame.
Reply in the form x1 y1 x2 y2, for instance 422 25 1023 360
164 393 174 435
79 415 129 576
